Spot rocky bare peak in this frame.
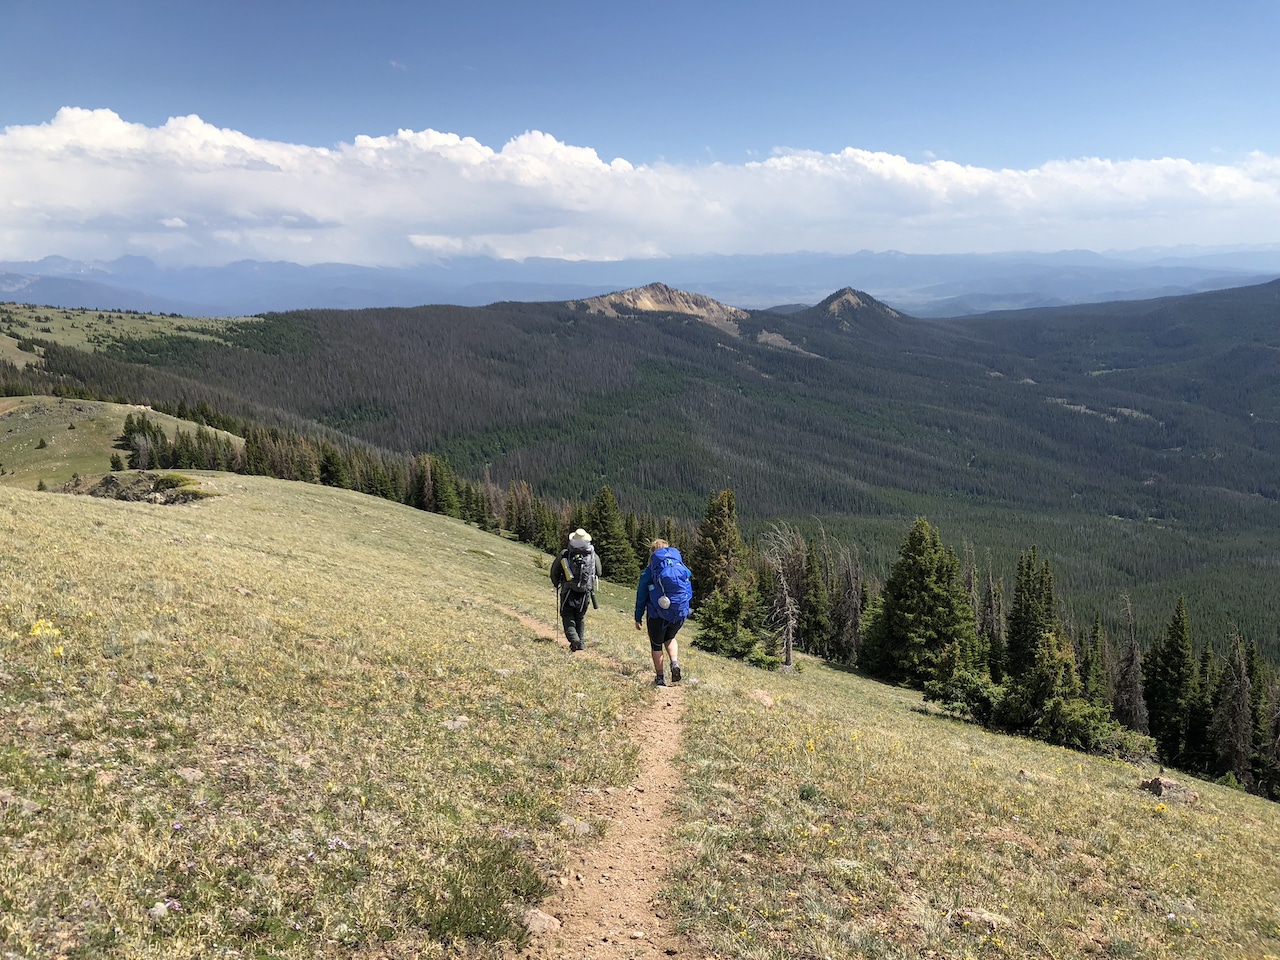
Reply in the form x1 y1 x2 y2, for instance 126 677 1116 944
823 286 901 320
571 282 749 333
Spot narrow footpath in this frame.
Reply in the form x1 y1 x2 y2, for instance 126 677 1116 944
493 603 708 959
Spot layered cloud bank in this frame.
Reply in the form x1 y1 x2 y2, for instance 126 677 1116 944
3 107 1279 265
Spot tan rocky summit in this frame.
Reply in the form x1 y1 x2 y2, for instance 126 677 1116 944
571 282 748 333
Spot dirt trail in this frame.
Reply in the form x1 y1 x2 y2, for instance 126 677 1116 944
492 603 708 959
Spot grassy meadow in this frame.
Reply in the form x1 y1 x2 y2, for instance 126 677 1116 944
673 662 1280 959
1 471 659 958
2 449 1279 958
1 302 241 367
0 396 240 492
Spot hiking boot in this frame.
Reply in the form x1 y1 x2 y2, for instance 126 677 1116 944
670 663 682 682
654 674 667 687
569 639 584 652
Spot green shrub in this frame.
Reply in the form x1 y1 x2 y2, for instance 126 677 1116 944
924 669 1004 725
1216 771 1245 791
692 586 757 660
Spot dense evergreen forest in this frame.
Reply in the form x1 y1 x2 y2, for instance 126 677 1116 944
2 279 1279 658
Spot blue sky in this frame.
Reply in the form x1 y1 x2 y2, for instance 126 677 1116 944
3 1 1279 266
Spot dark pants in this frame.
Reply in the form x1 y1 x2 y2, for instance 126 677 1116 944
560 592 588 650
646 616 684 651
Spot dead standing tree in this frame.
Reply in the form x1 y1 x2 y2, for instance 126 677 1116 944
762 523 808 669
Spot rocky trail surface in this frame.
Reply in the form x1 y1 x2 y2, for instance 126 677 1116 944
495 603 710 960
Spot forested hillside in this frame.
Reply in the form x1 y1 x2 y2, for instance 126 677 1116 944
2 281 1279 653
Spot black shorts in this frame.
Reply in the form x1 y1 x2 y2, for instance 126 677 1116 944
646 616 684 652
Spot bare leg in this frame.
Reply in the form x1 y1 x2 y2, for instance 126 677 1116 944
651 648 665 675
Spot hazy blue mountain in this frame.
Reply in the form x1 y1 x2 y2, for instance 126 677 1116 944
0 270 200 315
2 247 1278 316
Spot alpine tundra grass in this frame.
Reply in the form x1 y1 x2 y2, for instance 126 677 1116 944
0 474 651 959
673 663 1280 959
2 466 1279 959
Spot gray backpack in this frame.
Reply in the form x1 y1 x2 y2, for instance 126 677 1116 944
562 546 598 596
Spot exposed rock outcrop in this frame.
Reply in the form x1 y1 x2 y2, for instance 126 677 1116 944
571 282 748 335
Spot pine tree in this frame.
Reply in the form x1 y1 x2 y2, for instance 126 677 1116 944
1014 629 1083 737
1213 635 1254 788
797 539 833 656
584 485 639 583
689 489 744 603
428 455 462 518
633 511 657 560
1258 679 1280 801
861 517 978 688
1245 640 1269 787
1079 615 1108 707
1183 645 1218 775
321 444 352 489
1006 547 1056 682
1113 613 1149 735
1144 597 1195 765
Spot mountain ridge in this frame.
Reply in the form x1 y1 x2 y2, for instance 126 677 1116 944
3 248 1278 316
568 281 750 333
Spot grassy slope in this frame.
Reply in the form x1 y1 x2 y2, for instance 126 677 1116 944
0 396 240 492
0 302 240 359
3 471 1278 959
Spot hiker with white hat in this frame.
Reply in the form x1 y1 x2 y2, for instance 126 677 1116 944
549 528 603 651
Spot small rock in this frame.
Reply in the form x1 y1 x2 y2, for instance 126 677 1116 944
954 907 1012 930
1140 776 1199 804
147 902 168 921
558 815 592 836
524 908 561 934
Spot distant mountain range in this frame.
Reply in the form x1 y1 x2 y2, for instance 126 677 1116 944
3 247 1279 317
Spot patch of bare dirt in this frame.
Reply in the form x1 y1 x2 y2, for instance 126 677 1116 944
519 685 706 960
490 602 710 960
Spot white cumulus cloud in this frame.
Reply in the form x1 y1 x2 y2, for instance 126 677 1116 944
2 107 1279 265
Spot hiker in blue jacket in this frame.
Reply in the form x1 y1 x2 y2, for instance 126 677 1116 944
634 538 692 686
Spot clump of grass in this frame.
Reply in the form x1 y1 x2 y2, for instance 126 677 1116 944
151 472 197 491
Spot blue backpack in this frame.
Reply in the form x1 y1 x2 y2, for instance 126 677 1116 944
646 546 692 622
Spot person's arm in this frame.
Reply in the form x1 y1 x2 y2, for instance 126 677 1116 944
634 567 651 625
550 552 564 587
